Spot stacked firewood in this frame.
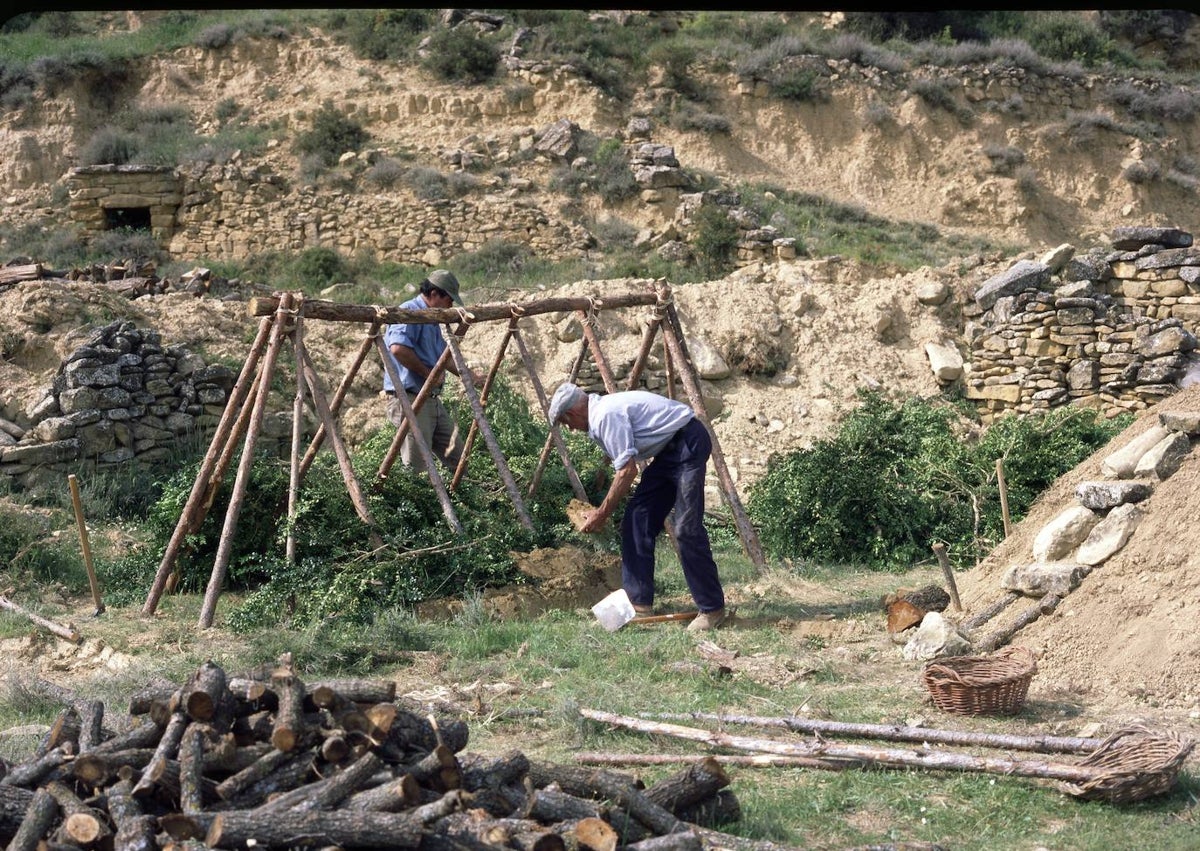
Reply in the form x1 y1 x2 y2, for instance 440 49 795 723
0 655 753 851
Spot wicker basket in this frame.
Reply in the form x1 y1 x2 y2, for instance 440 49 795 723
922 645 1037 716
1059 725 1196 804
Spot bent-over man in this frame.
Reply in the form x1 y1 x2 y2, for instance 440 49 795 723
547 382 726 631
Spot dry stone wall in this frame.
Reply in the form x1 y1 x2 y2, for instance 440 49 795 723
0 320 241 489
962 227 1200 422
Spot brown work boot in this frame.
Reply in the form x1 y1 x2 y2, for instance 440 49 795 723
632 603 654 616
687 608 726 632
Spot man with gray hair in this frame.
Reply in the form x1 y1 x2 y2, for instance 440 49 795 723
547 381 727 631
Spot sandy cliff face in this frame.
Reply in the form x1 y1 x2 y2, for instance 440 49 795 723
1 30 1197 251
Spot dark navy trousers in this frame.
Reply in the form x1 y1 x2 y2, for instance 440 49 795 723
621 418 725 613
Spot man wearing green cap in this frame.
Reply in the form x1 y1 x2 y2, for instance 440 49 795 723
382 269 470 473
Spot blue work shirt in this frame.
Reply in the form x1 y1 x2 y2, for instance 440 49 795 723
382 294 447 393
587 390 695 471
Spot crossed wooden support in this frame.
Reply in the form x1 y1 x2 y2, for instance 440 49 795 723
141 281 764 627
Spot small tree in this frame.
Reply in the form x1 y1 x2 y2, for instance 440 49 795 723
420 27 500 84
293 100 370 166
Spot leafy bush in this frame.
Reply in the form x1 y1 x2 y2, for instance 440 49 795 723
420 27 500 85
771 67 824 103
77 127 139 166
592 139 639 203
113 376 610 630
0 503 83 589
285 246 353 293
340 8 433 61
363 157 405 189
690 203 739 279
293 100 370 166
1019 11 1126 68
747 392 1130 569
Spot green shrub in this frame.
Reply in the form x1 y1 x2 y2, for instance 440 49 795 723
593 139 639 203
364 157 405 189
771 67 823 103
78 126 138 166
690 203 739 279
747 392 1130 569
0 503 84 589
214 97 239 123
672 102 733 134
420 27 500 85
293 100 370 166
1019 11 1123 68
284 246 352 294
341 8 432 61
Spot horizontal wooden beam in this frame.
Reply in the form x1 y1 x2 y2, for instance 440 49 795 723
248 290 661 324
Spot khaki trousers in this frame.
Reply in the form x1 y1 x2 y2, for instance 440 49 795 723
386 393 464 474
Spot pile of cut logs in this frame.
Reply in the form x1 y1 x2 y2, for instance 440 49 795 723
0 655 765 851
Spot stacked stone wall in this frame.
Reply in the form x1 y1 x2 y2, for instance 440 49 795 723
963 227 1200 422
0 321 247 489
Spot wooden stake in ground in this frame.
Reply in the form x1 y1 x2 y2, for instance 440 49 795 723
996 457 1012 538
67 474 104 616
142 316 274 617
931 542 961 612
198 293 294 629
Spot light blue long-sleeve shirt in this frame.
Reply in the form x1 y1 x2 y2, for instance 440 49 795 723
382 294 446 393
587 390 694 471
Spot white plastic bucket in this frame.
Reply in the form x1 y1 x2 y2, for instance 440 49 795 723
592 588 635 632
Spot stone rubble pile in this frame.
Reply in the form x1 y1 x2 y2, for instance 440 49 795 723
0 321 237 489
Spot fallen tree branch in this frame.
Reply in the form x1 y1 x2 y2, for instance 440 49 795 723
573 752 861 770
578 708 1118 786
640 712 1103 755
0 595 81 643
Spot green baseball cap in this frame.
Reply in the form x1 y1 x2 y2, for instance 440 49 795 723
428 269 463 306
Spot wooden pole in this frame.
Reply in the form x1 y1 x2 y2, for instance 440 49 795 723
377 341 457 483
996 457 1012 538
961 591 1020 634
576 306 618 394
248 292 660 324
450 321 514 491
641 712 1104 755
660 301 766 569
443 331 534 531
298 346 384 549
0 595 81 643
286 305 307 566
298 321 380 482
511 325 587 502
625 311 665 392
142 315 273 617
931 542 961 612
529 337 589 497
197 293 294 629
977 594 1061 653
67 474 104 615
373 335 463 535
578 708 1124 786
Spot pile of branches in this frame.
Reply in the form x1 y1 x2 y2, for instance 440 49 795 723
0 656 771 851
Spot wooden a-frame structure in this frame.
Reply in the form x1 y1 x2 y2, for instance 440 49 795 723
140 280 765 627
